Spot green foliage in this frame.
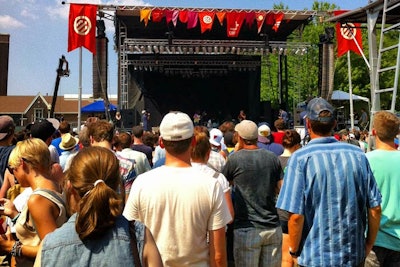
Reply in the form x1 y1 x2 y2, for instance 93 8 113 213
260 0 400 112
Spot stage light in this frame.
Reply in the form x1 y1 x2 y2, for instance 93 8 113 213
160 46 165 53
134 45 141 52
231 47 236 54
171 46 176 53
166 47 171 53
195 47 200 53
153 46 159 54
147 46 152 53
225 47 230 53
177 47 183 54
220 47 224 53
202 47 207 54
214 46 218 53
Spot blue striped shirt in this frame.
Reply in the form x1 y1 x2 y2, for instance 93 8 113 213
276 137 381 267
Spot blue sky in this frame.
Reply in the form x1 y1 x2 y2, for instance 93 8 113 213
1 0 370 96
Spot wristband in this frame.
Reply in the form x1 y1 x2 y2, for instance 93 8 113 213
289 247 300 257
11 241 22 257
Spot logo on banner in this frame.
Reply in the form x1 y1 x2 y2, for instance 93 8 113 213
203 15 212 24
340 23 356 40
229 22 240 36
73 16 92 36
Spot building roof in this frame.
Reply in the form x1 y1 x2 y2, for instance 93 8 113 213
0 94 117 114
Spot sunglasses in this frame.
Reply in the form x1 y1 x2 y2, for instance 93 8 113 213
7 165 14 175
6 158 32 176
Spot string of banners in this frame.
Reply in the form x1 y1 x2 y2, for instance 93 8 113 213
139 9 285 37
67 4 286 54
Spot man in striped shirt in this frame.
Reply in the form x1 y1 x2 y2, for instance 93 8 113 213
276 97 382 267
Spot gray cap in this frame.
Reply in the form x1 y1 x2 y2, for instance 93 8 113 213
306 97 335 122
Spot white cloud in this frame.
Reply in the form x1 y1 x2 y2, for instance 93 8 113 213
21 8 39 20
0 15 25 29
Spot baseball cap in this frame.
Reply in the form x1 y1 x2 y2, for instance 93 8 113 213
0 115 15 140
235 120 258 140
30 119 57 142
209 128 223 146
258 124 271 143
306 97 335 122
59 133 79 150
160 111 194 141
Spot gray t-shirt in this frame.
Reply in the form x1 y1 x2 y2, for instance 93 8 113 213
222 148 283 229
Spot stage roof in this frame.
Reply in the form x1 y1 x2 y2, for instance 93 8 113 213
111 6 318 45
325 0 400 24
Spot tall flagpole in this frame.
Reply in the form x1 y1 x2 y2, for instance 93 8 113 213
347 50 355 130
77 47 82 133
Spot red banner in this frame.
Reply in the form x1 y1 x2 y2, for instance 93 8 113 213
272 12 284 32
334 10 363 57
255 12 267 33
187 11 198 29
226 12 246 38
199 12 215 33
68 4 97 54
151 9 164 22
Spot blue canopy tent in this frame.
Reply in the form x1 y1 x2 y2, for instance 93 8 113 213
81 100 117 113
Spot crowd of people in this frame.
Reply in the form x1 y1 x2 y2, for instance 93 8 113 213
0 96 398 267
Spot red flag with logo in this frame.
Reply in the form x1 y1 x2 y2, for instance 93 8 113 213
199 12 215 33
334 10 363 57
255 12 267 33
226 12 246 38
272 12 284 32
68 4 97 54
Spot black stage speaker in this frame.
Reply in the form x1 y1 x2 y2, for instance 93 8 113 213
120 109 137 130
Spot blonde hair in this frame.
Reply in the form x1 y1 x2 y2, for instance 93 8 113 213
8 138 50 172
66 146 123 240
373 111 400 142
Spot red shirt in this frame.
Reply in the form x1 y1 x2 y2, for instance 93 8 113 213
272 131 285 145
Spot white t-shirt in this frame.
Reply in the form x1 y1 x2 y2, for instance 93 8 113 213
123 166 232 267
117 148 151 175
191 162 230 193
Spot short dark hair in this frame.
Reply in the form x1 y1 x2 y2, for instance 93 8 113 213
118 132 132 149
131 125 144 138
308 111 336 136
162 137 192 155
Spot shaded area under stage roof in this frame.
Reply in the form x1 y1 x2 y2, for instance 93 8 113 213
325 0 400 24
113 6 318 44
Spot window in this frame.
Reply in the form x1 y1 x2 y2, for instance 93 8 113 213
34 108 43 121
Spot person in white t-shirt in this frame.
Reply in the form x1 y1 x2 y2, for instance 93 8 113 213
191 129 234 221
123 111 232 267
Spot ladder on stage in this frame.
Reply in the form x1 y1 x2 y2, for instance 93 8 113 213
372 0 400 113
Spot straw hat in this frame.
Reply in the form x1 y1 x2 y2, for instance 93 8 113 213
59 133 79 151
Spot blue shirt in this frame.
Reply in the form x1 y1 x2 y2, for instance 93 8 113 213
39 214 144 267
276 137 381 267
